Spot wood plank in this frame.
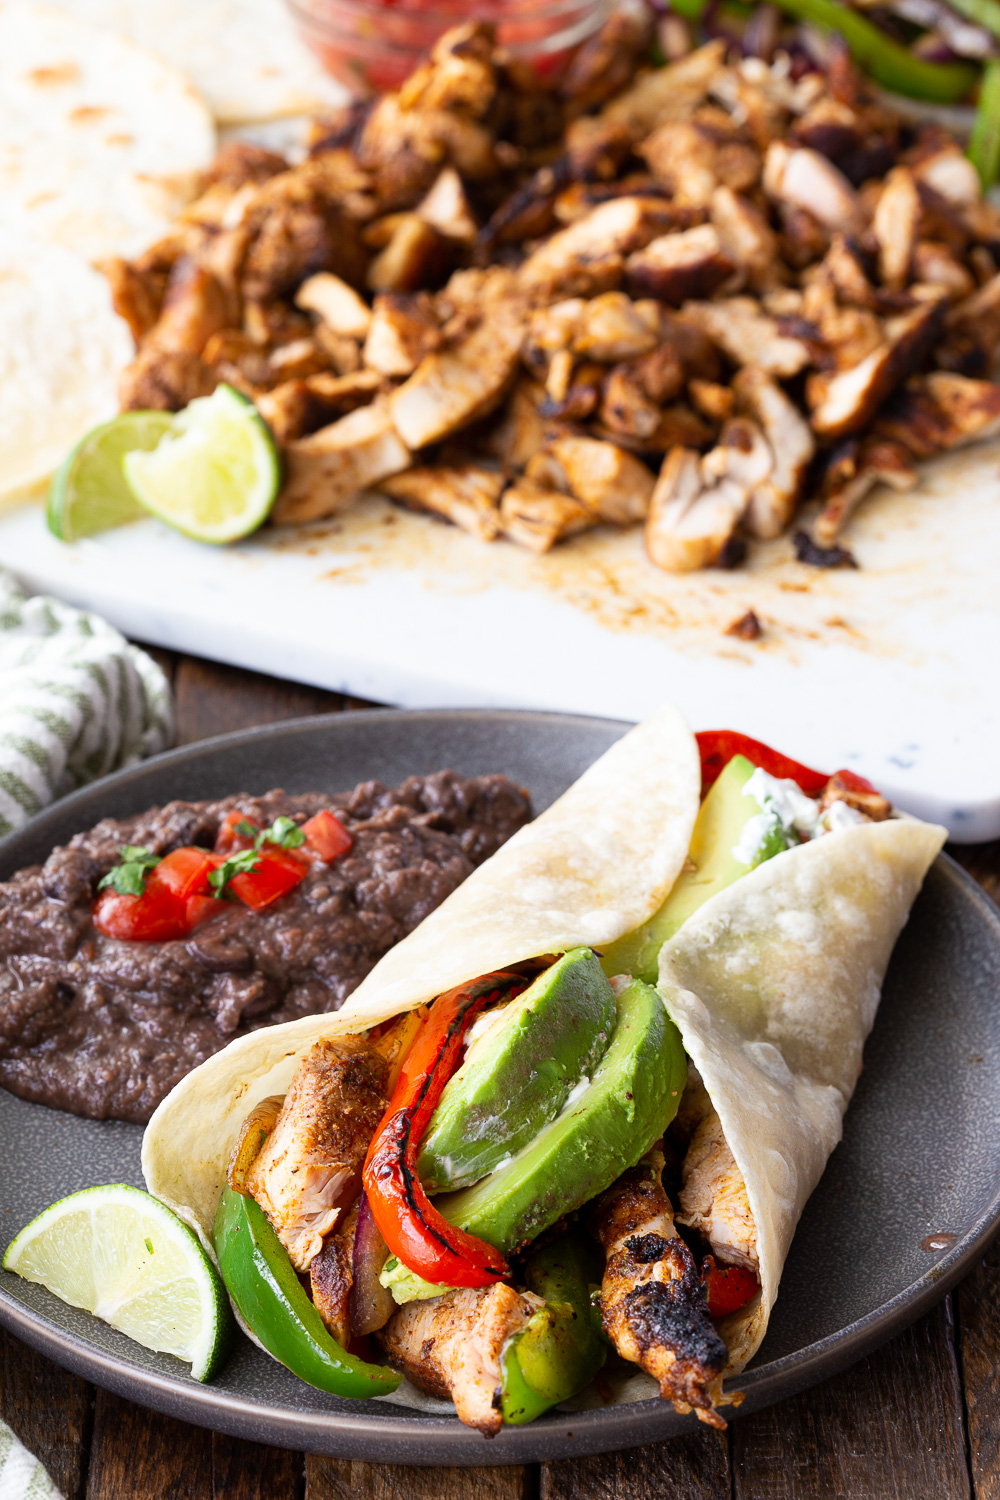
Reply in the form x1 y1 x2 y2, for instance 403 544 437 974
305 1456 530 1500
540 1427 729 1500
86 1390 212 1500
957 1243 1000 1500
211 1431 303 1500
0 1327 91 1500
731 1301 970 1500
172 656 345 745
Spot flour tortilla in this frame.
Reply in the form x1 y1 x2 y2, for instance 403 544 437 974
142 703 700 1238
0 230 134 502
658 815 946 1375
0 5 215 260
47 0 348 123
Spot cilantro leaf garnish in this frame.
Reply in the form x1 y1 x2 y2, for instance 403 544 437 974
97 846 159 897
260 816 305 851
208 848 261 898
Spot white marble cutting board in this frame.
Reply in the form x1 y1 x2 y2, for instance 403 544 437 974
1 437 997 839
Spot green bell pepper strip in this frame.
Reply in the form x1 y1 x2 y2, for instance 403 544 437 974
970 60 1000 188
213 1186 401 1399
766 0 977 101
500 1233 607 1425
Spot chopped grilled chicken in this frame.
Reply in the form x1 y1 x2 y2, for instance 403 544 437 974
940 271 1000 375
808 299 945 439
590 1149 729 1427
488 380 547 470
689 379 734 423
523 298 586 376
709 187 782 292
678 1108 758 1276
296 273 372 338
376 1285 544 1435
733 366 815 538
564 114 633 180
388 307 525 448
820 234 878 309
874 371 1000 457
602 41 725 138
646 444 748 572
244 1038 389 1273
552 435 656 523
256 370 382 444
101 257 167 343
274 400 411 525
367 216 450 294
517 197 675 300
501 481 596 552
559 8 651 113
239 163 369 304
871 167 920 291
600 364 664 441
416 167 478 242
763 142 864 236
364 293 440 376
625 225 735 305
310 1198 360 1348
573 292 659 362
684 297 811 376
119 346 218 412
911 241 974 302
813 436 916 545
818 771 892 821
640 119 759 210
380 464 504 541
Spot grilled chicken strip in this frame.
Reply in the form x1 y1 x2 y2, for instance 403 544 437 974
590 1149 729 1427
678 1107 759 1275
310 1198 360 1347
245 1038 388 1271
376 1284 543 1435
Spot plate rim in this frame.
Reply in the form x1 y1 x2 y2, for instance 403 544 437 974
0 707 997 1464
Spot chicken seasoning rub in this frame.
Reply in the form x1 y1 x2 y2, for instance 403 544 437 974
105 14 1000 570
0 773 530 1123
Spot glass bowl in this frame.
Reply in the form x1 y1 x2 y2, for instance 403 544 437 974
287 0 611 96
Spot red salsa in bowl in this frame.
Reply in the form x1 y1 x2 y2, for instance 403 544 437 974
287 0 610 95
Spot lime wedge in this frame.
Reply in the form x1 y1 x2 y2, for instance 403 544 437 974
47 411 175 542
3 1183 233 1381
123 384 280 544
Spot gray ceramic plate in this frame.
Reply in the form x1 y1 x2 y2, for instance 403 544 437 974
1 710 998 1465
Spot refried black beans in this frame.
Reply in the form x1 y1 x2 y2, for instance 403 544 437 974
0 771 531 1124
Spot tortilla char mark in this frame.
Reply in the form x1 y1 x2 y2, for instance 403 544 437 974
590 1148 729 1427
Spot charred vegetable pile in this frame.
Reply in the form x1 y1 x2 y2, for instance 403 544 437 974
106 12 1000 568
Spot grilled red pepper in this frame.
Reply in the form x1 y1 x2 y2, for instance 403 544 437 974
701 1255 759 1318
363 972 524 1288
696 730 879 801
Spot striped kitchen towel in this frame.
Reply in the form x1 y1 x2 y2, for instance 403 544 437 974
0 1419 61 1500
0 569 173 836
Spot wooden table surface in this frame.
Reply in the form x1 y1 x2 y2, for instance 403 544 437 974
2 649 998 1500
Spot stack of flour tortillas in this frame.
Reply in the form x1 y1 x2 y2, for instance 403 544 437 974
0 0 346 507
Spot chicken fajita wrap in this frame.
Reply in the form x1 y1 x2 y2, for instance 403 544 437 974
142 706 945 1433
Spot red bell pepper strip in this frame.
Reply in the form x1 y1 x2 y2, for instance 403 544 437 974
227 848 308 911
363 972 525 1288
695 730 880 801
701 1255 760 1318
302 809 353 862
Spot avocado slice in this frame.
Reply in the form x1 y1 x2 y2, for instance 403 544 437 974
418 948 616 1192
438 978 687 1256
599 753 790 984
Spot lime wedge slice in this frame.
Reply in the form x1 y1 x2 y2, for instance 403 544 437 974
123 384 280 543
47 411 175 542
3 1183 233 1381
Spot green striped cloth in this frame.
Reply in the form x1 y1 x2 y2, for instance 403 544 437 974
0 569 173 836
0 1419 61 1499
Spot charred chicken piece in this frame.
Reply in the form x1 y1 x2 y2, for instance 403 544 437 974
590 1149 729 1428
732 366 815 539
813 436 916 546
678 1107 758 1275
380 464 505 541
819 771 892 821
273 401 411 525
310 1198 360 1348
244 1038 389 1273
376 1284 544 1435
500 481 596 552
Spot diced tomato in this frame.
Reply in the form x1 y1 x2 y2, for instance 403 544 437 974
215 811 260 854
302 809 353 862
146 846 219 900
227 848 307 911
186 893 221 930
701 1255 759 1318
93 886 190 943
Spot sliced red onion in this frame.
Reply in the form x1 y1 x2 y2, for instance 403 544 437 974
350 1191 395 1337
